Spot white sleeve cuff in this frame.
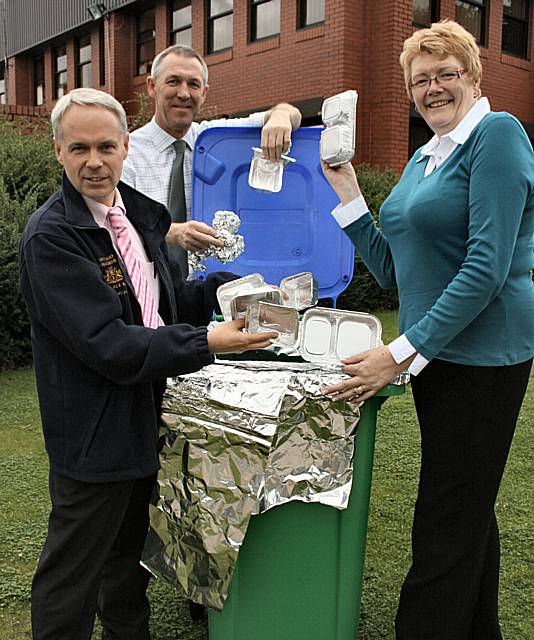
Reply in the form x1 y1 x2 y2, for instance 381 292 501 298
331 195 370 229
388 334 429 376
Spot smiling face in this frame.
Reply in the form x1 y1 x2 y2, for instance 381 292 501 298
54 104 129 207
147 53 209 138
410 52 479 137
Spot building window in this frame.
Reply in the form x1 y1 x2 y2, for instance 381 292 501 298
170 0 192 46
99 23 106 85
413 0 439 26
0 63 6 104
207 0 233 53
455 0 487 45
77 34 92 88
54 45 68 99
34 56 45 105
409 116 433 159
298 0 325 28
250 0 280 41
502 0 531 58
137 8 156 75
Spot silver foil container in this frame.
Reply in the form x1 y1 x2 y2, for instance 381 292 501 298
216 273 265 321
299 307 382 363
245 301 300 348
280 271 318 311
230 287 283 320
248 147 296 193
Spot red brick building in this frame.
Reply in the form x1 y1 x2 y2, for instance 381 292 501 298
1 0 532 173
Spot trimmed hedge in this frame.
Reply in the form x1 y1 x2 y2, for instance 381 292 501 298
0 120 62 370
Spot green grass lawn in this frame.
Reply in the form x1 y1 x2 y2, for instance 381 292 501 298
0 310 532 639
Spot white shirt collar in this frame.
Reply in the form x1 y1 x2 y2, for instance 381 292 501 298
83 189 125 226
417 97 491 161
148 116 193 152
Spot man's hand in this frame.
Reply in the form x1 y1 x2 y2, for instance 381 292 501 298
207 319 278 354
323 346 413 402
166 221 225 252
261 103 301 161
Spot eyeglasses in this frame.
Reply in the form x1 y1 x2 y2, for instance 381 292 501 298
409 69 465 90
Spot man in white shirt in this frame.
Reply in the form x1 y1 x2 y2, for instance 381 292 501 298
122 44 302 275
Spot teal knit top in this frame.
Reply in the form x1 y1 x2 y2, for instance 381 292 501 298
344 112 534 366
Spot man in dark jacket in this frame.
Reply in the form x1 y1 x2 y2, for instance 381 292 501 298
19 88 276 640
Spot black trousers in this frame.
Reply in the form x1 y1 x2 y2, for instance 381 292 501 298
395 358 532 640
31 472 156 640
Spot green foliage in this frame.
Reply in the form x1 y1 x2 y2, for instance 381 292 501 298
338 164 400 313
128 91 154 132
0 120 62 370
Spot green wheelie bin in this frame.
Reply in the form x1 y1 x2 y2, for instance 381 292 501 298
208 384 405 640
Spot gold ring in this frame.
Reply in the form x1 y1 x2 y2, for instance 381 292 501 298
357 385 364 394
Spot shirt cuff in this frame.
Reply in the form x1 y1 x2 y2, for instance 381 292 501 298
251 111 267 127
331 195 370 228
388 334 429 376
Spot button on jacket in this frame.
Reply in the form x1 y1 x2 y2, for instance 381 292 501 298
19 175 233 483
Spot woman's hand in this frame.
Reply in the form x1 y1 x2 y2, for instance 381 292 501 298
323 346 410 402
320 160 362 205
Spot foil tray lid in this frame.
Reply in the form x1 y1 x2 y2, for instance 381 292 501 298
299 307 382 364
216 273 265 321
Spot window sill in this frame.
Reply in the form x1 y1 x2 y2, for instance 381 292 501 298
500 52 531 70
206 49 233 66
295 24 325 42
246 35 280 57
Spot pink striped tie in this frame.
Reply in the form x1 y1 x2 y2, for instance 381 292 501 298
107 205 163 329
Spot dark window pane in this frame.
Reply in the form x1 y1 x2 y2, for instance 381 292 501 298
210 0 233 17
455 1 485 43
172 5 192 30
409 117 433 158
99 24 106 85
413 0 432 24
502 16 529 56
212 13 233 50
255 0 280 40
138 9 155 33
173 27 192 46
503 0 529 19
138 40 155 74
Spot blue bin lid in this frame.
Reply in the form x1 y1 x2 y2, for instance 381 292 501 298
191 127 354 303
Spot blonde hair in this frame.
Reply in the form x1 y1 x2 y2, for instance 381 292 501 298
400 20 482 97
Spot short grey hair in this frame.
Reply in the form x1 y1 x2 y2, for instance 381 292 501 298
51 88 128 140
151 45 208 85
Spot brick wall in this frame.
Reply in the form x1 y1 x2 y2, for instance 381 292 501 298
2 0 533 174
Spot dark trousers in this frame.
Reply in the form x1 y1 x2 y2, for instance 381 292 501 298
395 358 532 640
31 472 156 640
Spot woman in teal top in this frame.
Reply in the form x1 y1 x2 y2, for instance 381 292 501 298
323 20 533 640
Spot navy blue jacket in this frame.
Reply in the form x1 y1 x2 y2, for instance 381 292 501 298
19 175 232 482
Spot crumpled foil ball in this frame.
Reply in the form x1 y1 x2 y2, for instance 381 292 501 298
188 210 245 272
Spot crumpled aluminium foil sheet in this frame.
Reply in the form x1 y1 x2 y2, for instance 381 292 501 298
141 361 361 611
188 210 245 272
